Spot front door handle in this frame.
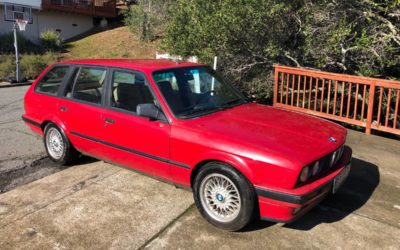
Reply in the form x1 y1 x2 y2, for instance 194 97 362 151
104 118 115 124
60 106 68 112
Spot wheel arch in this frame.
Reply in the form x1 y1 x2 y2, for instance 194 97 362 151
40 118 72 149
41 120 52 131
40 116 68 133
190 153 255 188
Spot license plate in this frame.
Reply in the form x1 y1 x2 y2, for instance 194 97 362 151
333 163 351 194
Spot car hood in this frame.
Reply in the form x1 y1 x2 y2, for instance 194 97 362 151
183 103 347 167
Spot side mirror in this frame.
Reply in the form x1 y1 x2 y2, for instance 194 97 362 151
137 103 165 121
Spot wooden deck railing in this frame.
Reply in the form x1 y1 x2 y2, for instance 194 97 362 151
42 0 117 17
273 65 400 135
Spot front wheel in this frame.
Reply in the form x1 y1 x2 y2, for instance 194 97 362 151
193 162 256 231
44 123 79 165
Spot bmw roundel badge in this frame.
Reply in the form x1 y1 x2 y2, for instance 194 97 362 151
329 136 337 142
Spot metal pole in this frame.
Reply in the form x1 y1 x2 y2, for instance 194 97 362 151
211 56 217 91
13 22 21 83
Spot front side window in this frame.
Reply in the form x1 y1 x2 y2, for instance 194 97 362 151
111 70 154 113
35 66 69 95
153 66 247 118
72 67 107 104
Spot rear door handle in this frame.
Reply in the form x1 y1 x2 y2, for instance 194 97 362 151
60 106 68 112
104 118 115 124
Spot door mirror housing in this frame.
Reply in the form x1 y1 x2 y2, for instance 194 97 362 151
137 103 166 121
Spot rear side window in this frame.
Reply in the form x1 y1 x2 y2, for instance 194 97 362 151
72 67 107 104
35 66 69 95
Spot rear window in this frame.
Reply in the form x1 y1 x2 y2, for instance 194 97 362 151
35 66 69 95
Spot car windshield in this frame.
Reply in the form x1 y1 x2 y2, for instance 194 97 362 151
153 66 247 118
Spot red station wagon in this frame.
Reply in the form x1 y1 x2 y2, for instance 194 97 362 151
23 59 352 231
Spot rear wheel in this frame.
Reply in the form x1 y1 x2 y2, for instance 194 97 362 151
193 162 256 231
44 123 79 165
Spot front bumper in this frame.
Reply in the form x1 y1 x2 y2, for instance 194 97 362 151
256 146 352 223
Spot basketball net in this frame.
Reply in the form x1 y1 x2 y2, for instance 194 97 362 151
16 19 28 31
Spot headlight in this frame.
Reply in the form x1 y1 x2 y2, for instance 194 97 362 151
330 151 337 167
299 161 320 185
330 145 344 167
335 145 344 164
312 161 320 175
299 166 310 182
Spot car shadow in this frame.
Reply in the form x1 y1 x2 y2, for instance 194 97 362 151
67 155 99 167
242 157 380 232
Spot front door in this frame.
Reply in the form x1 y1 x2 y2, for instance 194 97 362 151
100 69 172 180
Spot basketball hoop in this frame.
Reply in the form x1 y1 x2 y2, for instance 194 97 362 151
3 2 33 83
16 19 28 31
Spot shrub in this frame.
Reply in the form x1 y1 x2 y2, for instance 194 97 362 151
0 32 39 54
0 52 58 80
20 52 58 79
0 54 15 79
40 30 63 51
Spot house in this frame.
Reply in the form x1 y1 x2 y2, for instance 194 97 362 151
0 0 117 43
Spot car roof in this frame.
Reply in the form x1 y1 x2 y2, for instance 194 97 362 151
58 59 203 71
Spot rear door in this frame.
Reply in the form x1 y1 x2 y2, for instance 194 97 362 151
26 65 71 125
57 66 109 157
100 68 172 180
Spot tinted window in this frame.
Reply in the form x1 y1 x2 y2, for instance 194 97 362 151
35 66 69 95
111 71 154 113
72 67 107 104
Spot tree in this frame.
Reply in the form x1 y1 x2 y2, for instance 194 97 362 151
163 0 400 102
124 0 172 42
300 0 400 77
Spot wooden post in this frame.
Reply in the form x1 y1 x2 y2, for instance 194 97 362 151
273 66 279 106
365 82 376 135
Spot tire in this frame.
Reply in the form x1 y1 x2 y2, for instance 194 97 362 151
43 123 79 165
193 162 256 231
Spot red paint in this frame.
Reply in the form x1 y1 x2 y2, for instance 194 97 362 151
23 59 352 223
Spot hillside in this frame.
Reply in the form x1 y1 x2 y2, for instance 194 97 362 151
62 26 160 60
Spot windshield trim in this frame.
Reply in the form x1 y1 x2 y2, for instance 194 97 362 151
151 66 247 120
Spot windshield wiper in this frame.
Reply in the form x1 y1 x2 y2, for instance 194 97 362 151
179 105 223 118
219 98 247 109
178 99 247 118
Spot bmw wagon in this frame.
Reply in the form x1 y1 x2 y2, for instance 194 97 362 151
23 59 352 231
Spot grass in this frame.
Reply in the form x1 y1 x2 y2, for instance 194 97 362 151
1 26 161 80
62 26 160 60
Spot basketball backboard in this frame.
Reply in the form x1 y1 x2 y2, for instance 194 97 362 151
3 2 33 24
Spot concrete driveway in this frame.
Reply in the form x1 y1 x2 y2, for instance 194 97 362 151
0 127 399 248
